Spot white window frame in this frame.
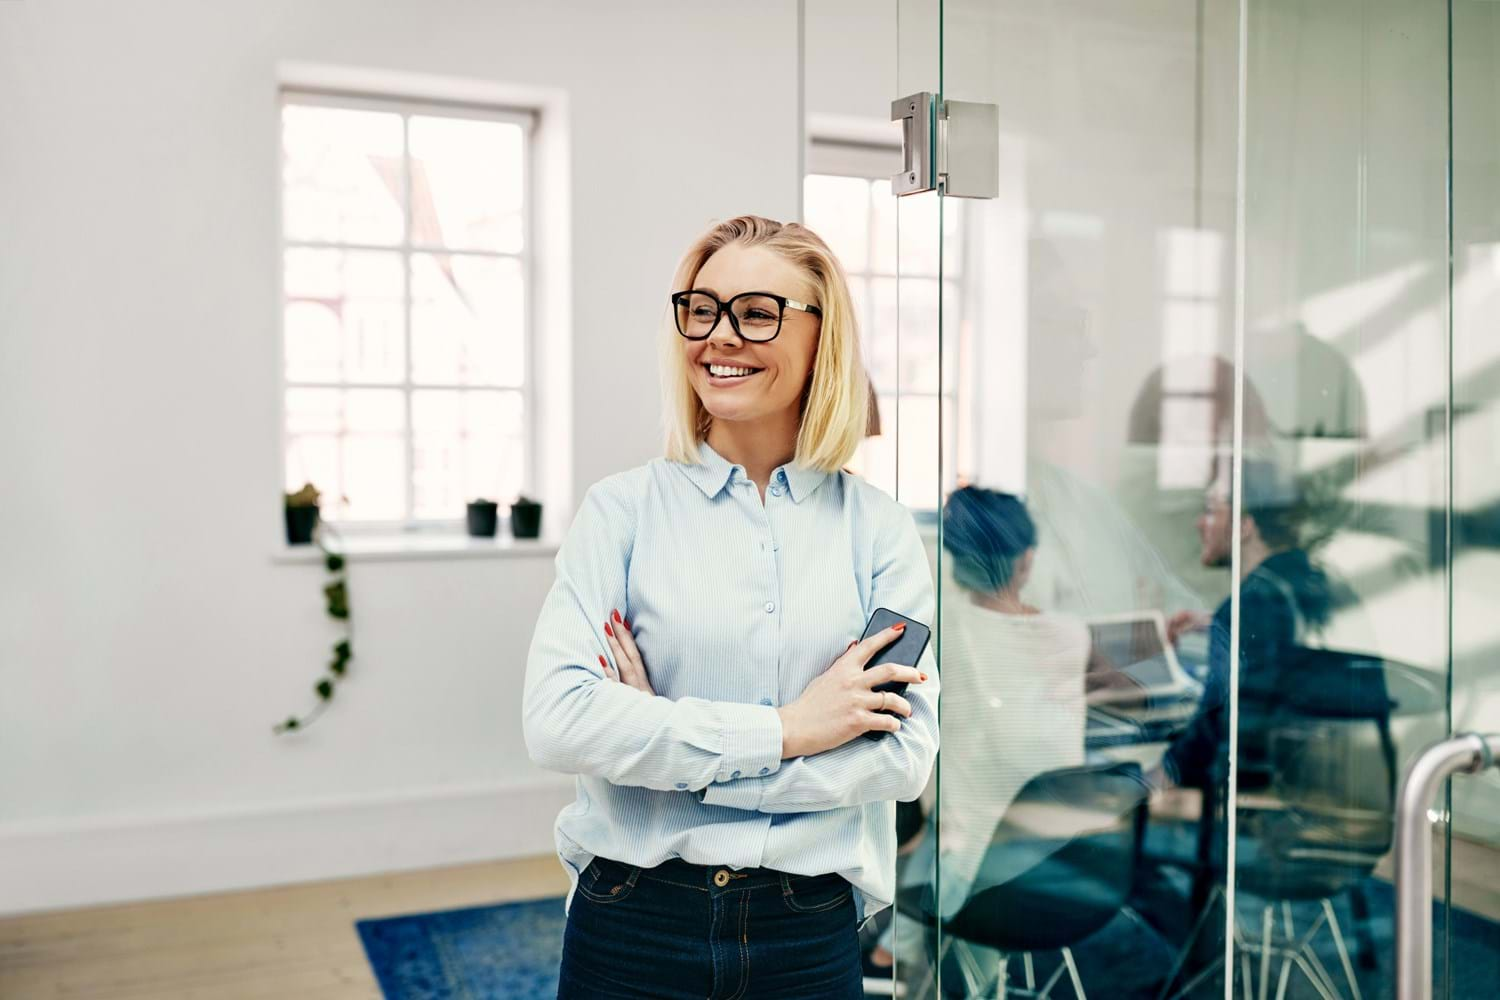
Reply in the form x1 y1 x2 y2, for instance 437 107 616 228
278 88 539 536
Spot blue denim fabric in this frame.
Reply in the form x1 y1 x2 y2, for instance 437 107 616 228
557 856 863 999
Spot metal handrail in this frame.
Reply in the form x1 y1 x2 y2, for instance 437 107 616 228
1393 732 1498 1000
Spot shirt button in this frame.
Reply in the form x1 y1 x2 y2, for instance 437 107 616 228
675 782 688 790
759 698 774 706
731 770 742 779
777 469 788 482
769 485 784 497
759 767 770 775
764 601 776 614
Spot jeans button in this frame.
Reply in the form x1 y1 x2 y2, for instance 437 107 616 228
713 870 731 888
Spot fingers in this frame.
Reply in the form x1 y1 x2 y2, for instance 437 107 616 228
863 690 914 718
847 623 906 666
862 710 903 734
863 663 926 689
604 611 652 694
597 653 617 681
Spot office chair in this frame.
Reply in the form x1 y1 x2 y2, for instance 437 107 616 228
1158 651 1444 1000
898 761 1149 999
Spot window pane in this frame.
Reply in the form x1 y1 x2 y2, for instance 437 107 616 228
803 174 871 272
285 387 406 522
408 115 525 253
868 277 955 393
282 103 404 245
411 389 525 518
411 253 525 387
855 392 954 509
284 249 404 384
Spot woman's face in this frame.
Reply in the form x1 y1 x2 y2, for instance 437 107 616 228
683 244 821 428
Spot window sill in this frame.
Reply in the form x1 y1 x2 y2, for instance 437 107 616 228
271 532 561 565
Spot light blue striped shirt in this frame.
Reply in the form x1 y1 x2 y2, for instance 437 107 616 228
523 439 940 923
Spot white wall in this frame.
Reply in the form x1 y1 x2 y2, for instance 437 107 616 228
0 0 800 915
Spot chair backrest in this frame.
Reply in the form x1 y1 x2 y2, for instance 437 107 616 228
1236 648 1420 896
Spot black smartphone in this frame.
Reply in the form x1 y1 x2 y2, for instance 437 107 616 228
858 607 932 740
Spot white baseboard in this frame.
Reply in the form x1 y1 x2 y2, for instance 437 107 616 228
0 778 576 917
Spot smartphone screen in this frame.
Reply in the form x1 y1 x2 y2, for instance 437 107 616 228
859 607 931 740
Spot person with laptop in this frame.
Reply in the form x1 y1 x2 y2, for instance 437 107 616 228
1155 456 1349 790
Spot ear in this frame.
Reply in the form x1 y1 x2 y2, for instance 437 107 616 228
1240 515 1259 544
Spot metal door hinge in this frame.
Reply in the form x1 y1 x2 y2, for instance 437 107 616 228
891 92 998 199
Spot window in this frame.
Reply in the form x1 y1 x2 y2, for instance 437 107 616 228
280 91 535 530
804 141 969 509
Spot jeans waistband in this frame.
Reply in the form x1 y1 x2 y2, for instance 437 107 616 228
619 855 839 893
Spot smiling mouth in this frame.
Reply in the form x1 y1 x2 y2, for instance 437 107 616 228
703 363 765 381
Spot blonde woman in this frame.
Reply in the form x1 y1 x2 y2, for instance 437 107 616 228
524 215 940 998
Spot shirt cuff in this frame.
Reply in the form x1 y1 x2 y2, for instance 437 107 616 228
698 703 781 807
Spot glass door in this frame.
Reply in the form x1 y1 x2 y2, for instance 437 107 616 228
885 0 1499 997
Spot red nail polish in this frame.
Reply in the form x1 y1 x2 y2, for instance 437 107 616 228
598 655 608 668
613 609 622 623
894 622 906 632
605 623 613 638
920 673 928 682
623 620 631 630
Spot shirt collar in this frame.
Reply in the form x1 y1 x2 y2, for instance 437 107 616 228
679 439 830 504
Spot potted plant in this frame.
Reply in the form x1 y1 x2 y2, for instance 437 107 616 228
284 482 321 545
510 494 544 539
466 497 499 537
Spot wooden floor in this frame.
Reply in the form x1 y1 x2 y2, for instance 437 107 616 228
0 855 569 1000
2 840 1495 999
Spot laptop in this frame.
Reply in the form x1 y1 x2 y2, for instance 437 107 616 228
1083 609 1202 707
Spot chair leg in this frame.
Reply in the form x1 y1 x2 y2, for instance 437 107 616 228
1258 906 1274 1000
1034 957 1069 1000
1291 952 1339 1000
1323 898 1363 1000
1061 947 1086 1000
1157 885 1224 1000
1023 952 1036 991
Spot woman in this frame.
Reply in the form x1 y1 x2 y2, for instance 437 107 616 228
523 215 940 999
867 487 1087 981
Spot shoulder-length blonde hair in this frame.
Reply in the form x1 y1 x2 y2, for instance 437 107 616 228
661 215 869 473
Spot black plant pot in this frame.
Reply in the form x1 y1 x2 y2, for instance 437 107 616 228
510 501 543 539
466 501 499 538
285 505 319 545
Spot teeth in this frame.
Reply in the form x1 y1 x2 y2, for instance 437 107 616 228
708 364 758 378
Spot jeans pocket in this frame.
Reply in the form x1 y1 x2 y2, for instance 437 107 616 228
576 856 643 905
779 872 853 914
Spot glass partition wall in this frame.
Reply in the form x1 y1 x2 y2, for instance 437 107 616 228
881 1 1500 997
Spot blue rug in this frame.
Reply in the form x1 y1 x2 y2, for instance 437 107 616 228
357 895 566 1000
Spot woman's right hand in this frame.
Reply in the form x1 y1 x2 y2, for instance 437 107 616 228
776 624 928 759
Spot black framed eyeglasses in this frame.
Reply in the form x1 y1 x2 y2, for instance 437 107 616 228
670 290 822 343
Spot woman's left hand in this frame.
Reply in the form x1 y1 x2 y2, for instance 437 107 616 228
602 609 655 696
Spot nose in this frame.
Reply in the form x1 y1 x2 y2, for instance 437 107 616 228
705 312 744 349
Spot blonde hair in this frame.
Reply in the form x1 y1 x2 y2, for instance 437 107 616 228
660 215 868 473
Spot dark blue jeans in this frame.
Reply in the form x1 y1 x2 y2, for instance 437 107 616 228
557 855 863 999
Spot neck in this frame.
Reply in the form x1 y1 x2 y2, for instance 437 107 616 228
1238 537 1275 580
706 410 800 489
971 588 1033 614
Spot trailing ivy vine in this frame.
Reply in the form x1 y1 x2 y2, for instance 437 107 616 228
273 524 353 734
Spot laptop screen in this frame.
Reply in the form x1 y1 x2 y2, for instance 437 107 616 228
1087 615 1176 690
